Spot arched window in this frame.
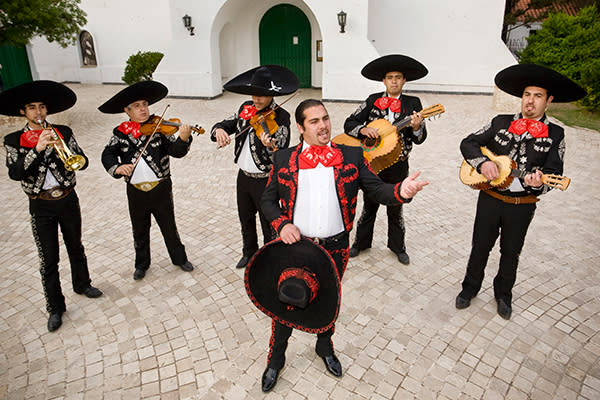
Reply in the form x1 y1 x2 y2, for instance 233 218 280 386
79 31 97 66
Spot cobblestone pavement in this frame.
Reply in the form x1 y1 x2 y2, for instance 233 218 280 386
0 84 599 400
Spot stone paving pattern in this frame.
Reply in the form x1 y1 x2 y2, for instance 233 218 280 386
0 85 598 399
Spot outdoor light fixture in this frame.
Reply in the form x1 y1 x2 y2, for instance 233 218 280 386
182 14 195 36
337 10 347 33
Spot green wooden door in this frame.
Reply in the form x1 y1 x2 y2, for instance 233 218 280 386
259 4 311 88
0 44 33 91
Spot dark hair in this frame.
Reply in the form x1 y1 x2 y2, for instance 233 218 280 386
295 99 325 127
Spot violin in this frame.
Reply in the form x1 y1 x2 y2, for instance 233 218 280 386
140 115 205 136
249 111 279 150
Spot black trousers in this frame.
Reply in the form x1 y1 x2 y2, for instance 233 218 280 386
237 170 276 257
461 191 536 303
126 178 187 271
29 190 91 314
352 160 408 254
266 233 349 370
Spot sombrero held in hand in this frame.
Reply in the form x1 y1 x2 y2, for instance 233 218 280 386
0 80 77 116
245 238 341 334
224 65 299 97
495 64 586 103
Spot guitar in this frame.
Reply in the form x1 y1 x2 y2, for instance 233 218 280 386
332 103 445 174
459 147 571 191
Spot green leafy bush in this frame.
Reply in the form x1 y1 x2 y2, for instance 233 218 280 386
122 51 164 84
519 5 600 111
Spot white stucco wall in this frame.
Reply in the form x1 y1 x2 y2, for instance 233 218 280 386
24 0 517 100
366 0 517 95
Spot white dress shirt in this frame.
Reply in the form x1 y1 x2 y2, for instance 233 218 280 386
293 142 345 238
129 157 159 185
237 135 262 174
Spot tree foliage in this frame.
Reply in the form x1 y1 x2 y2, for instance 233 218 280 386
520 5 600 110
122 51 164 85
0 0 87 47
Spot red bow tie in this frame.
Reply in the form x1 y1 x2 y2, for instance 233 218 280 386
299 145 342 169
374 97 402 113
20 128 64 148
118 121 142 139
239 105 258 120
508 118 548 138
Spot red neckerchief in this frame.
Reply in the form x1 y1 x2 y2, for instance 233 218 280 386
374 96 402 113
239 105 258 120
118 121 142 139
20 128 64 148
298 145 342 169
508 118 548 138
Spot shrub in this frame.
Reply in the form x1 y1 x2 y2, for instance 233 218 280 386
121 51 164 84
519 5 600 111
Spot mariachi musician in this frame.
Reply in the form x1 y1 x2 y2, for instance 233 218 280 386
345 54 428 265
257 99 429 392
1 80 102 332
455 64 586 320
99 80 194 281
211 65 299 269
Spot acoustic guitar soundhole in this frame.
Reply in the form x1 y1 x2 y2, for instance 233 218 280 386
362 137 381 152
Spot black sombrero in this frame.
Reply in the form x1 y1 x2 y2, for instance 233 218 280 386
0 80 76 116
223 65 299 96
495 64 586 103
361 54 428 82
98 80 168 114
245 238 341 334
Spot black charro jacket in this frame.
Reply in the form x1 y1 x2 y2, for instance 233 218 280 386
261 142 410 235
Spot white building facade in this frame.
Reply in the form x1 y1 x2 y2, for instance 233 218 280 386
26 0 517 101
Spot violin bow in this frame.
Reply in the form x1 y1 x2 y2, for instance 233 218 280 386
127 105 170 181
218 92 299 148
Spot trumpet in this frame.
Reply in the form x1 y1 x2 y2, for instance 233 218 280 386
39 120 86 171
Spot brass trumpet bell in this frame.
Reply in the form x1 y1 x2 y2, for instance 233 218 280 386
63 154 86 171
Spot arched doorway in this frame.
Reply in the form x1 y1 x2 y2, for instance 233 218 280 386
259 4 311 88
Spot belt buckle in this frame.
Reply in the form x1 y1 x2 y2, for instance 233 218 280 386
50 188 64 198
514 197 521 205
312 237 322 245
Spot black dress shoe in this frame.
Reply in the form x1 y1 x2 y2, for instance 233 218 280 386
497 299 512 320
322 354 342 377
455 294 471 309
47 312 63 332
179 261 194 272
133 268 146 280
235 256 249 269
261 367 280 392
396 251 410 265
349 247 360 258
79 286 103 298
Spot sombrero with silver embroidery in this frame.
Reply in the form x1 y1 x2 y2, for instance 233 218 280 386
223 65 299 96
495 64 586 103
0 80 76 116
245 238 341 334
98 80 168 114
361 54 428 82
